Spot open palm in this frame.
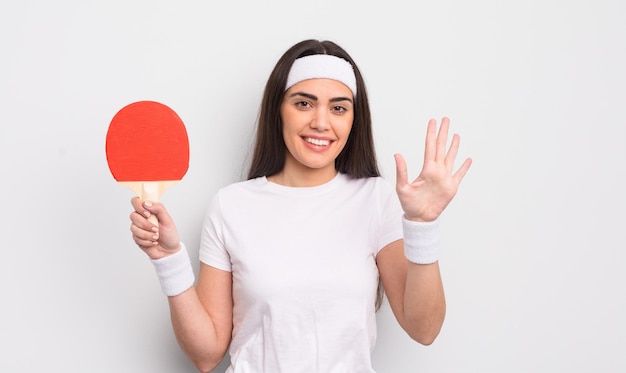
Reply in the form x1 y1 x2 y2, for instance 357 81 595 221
395 117 472 222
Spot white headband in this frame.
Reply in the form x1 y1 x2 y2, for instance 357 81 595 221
285 54 357 98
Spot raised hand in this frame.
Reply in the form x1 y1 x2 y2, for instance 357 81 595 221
129 197 181 259
395 117 472 222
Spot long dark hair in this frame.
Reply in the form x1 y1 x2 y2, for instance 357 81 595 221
247 39 380 180
247 39 386 310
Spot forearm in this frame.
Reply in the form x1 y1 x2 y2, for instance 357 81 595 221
151 247 231 372
402 261 446 345
400 216 445 344
168 289 230 372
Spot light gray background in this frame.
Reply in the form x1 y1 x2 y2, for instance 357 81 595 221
1 1 624 372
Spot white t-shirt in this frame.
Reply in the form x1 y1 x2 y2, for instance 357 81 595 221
199 173 403 373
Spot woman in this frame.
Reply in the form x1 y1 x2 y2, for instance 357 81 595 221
130 39 472 372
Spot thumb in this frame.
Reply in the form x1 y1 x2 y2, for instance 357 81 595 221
142 200 174 227
394 153 408 189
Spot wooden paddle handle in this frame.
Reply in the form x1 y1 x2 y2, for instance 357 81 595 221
142 182 160 226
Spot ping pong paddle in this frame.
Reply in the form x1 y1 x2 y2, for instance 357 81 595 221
105 100 189 225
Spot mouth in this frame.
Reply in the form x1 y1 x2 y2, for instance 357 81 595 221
303 137 331 147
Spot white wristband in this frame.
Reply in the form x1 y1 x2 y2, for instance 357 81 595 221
151 242 195 296
402 216 441 264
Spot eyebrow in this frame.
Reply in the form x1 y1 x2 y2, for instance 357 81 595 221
288 91 353 104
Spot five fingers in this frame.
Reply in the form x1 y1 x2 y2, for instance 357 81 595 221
398 117 472 187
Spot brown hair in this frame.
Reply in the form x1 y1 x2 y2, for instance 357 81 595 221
247 39 380 180
247 39 386 310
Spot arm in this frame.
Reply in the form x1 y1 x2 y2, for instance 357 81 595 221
377 240 445 345
384 117 471 344
168 265 232 372
130 198 232 372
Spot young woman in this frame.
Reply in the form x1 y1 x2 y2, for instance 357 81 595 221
129 39 472 372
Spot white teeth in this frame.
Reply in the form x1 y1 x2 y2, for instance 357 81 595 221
305 137 330 146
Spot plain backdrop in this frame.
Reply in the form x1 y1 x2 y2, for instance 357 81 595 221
1 1 625 372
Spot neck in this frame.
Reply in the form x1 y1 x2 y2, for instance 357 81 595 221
268 158 338 187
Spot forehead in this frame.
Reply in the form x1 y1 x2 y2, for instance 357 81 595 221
285 78 353 99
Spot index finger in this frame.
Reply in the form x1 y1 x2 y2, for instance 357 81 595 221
130 196 144 212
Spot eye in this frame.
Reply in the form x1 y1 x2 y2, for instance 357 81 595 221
332 105 348 114
295 100 312 109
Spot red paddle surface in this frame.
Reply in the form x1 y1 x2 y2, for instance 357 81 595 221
106 101 189 182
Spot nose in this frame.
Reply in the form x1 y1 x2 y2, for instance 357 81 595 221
310 108 330 131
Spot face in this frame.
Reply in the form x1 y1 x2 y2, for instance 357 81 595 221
278 78 354 184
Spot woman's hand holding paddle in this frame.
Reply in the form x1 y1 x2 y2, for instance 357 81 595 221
129 197 181 260
105 100 189 260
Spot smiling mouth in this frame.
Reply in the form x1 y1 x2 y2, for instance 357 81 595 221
304 137 331 146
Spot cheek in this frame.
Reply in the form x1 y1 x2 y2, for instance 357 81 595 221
339 118 354 139
280 107 301 135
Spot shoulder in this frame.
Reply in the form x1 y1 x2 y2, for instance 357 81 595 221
341 174 395 194
204 177 267 214
215 177 267 197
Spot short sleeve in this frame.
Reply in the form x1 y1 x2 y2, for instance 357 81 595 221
198 191 232 272
375 179 404 254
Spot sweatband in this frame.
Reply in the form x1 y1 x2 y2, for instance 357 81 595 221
285 54 357 98
151 242 195 296
402 216 441 264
